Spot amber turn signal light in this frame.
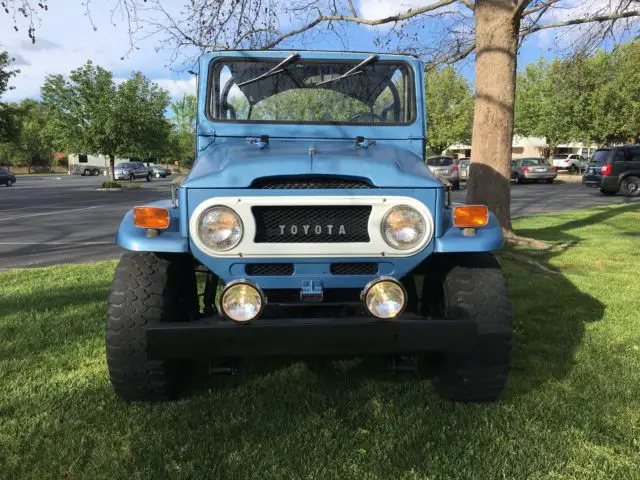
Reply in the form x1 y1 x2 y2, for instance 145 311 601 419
133 207 170 229
453 205 489 228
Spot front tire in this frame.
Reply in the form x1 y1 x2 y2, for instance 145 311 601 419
6 179 13 187
106 252 198 401
432 254 512 402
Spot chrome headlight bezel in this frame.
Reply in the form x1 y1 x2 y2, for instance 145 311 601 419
361 277 407 319
380 205 427 251
197 205 244 252
218 279 265 323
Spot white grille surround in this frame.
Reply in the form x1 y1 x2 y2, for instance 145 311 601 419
189 196 434 258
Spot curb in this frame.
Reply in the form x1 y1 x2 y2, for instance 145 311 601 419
96 188 123 192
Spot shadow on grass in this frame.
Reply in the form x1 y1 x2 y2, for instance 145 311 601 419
515 202 640 245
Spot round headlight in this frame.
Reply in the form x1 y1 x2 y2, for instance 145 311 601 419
381 206 426 250
362 278 406 319
220 281 264 323
198 206 243 251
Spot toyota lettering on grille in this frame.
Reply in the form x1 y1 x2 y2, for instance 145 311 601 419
278 224 347 236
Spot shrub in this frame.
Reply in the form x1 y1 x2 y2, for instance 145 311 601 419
101 181 122 189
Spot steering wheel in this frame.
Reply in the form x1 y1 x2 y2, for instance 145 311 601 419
349 112 383 122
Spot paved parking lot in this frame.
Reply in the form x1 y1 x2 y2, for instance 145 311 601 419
0 174 638 269
0 175 173 269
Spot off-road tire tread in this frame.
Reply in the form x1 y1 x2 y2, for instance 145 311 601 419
106 252 196 401
434 253 512 402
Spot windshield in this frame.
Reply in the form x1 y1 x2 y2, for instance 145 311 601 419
208 58 415 125
427 157 454 166
459 160 470 168
521 158 549 166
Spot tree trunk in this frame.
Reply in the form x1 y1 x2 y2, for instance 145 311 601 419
108 154 115 181
465 0 520 232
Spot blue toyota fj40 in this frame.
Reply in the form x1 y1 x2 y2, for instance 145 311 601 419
107 51 511 402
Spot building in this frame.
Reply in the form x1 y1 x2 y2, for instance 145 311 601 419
447 136 599 160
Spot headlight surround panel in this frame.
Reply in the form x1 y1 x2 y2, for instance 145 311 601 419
189 196 434 258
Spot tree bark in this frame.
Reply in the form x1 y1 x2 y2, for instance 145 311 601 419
465 0 520 231
108 154 115 181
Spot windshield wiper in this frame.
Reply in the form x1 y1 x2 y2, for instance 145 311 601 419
237 53 301 87
315 55 379 87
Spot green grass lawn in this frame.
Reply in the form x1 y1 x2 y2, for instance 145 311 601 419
2 204 640 479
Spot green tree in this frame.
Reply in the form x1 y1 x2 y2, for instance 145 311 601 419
171 94 197 132
14 99 54 172
42 62 171 178
0 51 20 143
425 66 475 154
515 41 640 150
169 94 197 165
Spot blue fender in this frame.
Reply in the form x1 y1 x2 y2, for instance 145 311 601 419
116 200 189 253
434 211 504 253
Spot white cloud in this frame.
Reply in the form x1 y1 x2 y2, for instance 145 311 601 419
154 78 198 98
0 1 192 102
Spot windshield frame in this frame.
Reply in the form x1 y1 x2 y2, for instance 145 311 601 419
205 56 417 127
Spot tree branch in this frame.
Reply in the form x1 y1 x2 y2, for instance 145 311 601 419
522 0 560 17
347 0 358 17
522 10 640 35
513 0 534 19
264 0 458 48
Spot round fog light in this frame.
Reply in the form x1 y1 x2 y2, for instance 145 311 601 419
362 278 407 319
220 280 264 323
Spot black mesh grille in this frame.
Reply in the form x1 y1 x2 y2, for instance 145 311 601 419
330 263 378 275
251 177 373 189
246 263 294 276
253 205 371 243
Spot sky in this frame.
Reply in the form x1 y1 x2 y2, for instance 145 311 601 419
0 0 623 103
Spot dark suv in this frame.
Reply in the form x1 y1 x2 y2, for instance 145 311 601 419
582 145 640 196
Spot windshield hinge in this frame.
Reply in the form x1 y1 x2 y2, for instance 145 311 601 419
247 135 269 149
356 136 376 149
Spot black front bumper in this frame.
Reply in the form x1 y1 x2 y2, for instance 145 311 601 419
146 314 477 359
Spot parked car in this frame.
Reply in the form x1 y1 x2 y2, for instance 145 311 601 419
582 145 640 197
0 167 16 187
426 155 460 189
459 159 470 182
149 164 172 178
106 50 511 404
552 153 586 174
511 157 557 184
114 161 152 182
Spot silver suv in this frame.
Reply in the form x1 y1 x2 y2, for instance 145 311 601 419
426 156 460 189
114 162 152 182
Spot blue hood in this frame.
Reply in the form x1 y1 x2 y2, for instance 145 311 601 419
182 140 442 189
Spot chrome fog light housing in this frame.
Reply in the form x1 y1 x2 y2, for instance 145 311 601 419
381 205 426 250
219 280 265 323
198 206 243 251
362 277 407 319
